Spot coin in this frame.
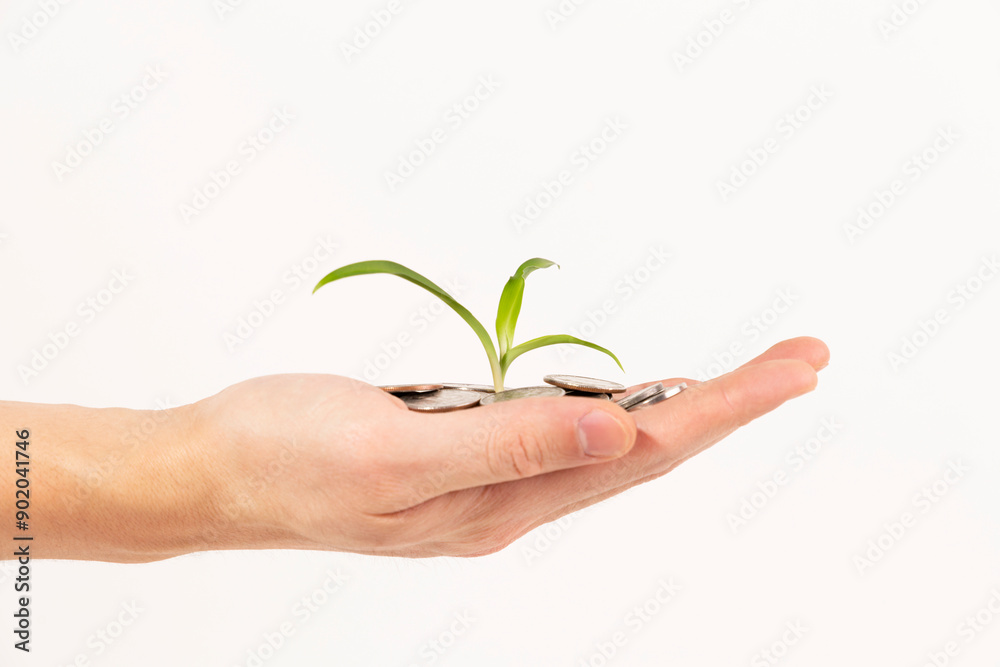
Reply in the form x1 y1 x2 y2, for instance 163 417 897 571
629 383 688 411
479 386 566 405
543 375 627 394
565 391 612 400
441 383 496 393
398 389 484 413
391 377 681 413
616 383 665 411
380 383 444 394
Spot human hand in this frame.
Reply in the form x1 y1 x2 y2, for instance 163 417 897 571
193 336 828 559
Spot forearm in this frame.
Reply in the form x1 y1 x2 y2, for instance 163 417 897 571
0 400 260 563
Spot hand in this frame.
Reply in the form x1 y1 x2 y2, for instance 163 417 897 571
193 336 828 559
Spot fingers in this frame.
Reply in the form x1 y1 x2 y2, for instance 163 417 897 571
522 354 826 535
619 337 828 399
648 358 818 451
741 336 830 371
469 359 819 527
373 338 829 555
384 340 825 512
389 396 639 504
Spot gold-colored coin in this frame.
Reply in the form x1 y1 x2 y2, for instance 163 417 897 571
379 384 444 394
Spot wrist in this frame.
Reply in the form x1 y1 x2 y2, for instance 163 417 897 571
175 398 319 558
111 401 303 562
114 402 227 562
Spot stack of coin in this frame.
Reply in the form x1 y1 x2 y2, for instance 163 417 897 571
380 375 687 413
614 382 687 411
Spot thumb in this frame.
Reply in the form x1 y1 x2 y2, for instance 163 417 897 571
399 396 637 498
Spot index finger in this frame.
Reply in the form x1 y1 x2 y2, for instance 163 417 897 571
617 336 830 399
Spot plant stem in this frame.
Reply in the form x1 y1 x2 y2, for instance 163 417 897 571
491 356 505 393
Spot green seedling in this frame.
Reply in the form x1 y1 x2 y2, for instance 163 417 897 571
313 258 624 393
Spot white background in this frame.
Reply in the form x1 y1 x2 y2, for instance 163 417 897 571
2 0 999 665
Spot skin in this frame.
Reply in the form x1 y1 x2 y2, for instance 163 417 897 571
1 337 828 563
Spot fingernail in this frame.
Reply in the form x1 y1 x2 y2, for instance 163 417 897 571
577 410 629 458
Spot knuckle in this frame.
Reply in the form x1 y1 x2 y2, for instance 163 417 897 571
488 428 547 479
717 381 736 412
715 381 741 425
690 379 739 427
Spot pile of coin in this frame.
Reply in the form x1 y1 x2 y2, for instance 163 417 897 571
379 375 688 413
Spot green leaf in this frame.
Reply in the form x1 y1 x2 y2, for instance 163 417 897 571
314 260 503 387
495 258 558 358
500 334 624 375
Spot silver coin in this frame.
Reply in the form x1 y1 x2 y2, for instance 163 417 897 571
441 383 496 393
628 383 688 412
565 391 612 400
543 375 627 394
399 389 484 413
380 383 444 394
479 386 566 405
616 383 665 411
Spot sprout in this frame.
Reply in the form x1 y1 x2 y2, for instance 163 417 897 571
314 258 623 393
